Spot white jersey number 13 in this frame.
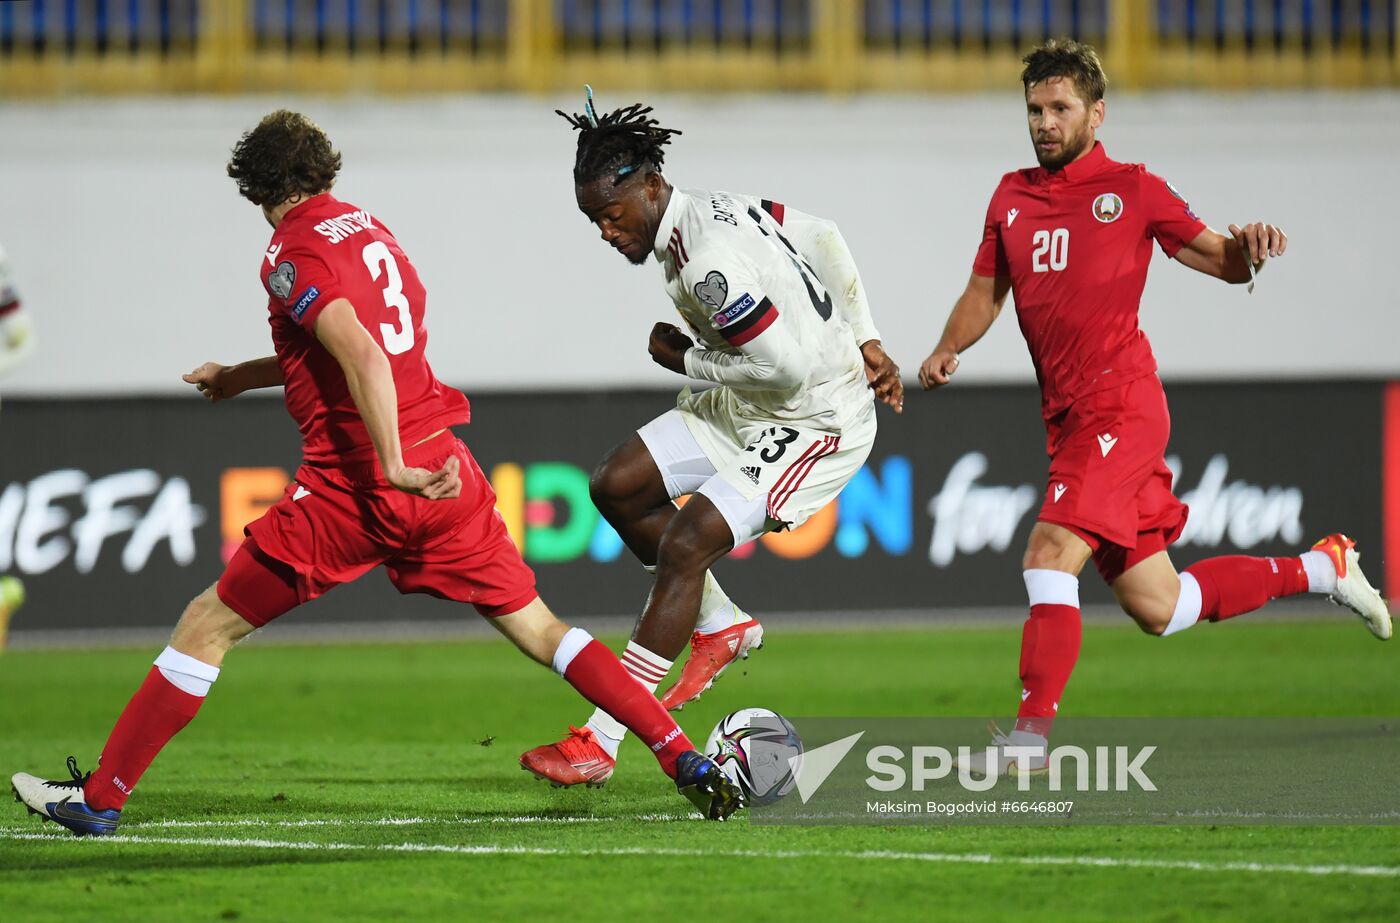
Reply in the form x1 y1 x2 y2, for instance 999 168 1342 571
362 240 414 355
1031 228 1069 273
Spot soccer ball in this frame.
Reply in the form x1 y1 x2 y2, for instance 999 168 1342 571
704 707 803 806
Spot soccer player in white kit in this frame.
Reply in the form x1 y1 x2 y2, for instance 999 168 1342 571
521 95 903 787
0 243 35 640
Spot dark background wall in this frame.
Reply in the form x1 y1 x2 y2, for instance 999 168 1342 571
0 381 1389 632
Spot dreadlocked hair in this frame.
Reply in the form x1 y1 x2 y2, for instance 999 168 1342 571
557 102 681 186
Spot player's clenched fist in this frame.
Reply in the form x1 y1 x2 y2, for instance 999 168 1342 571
387 453 462 501
183 362 238 403
1227 222 1287 266
648 322 694 375
918 348 961 391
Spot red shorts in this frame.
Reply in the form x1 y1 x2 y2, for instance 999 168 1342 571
1036 375 1189 584
217 431 537 626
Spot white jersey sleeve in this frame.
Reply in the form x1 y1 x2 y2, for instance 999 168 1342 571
679 248 809 391
761 200 881 347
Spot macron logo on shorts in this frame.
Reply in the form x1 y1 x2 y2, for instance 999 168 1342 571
1053 483 1067 503
293 485 311 501
1097 433 1118 457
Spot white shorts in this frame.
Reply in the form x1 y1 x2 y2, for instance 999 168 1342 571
637 387 877 548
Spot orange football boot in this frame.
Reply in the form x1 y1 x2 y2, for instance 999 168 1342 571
659 618 764 711
519 725 615 787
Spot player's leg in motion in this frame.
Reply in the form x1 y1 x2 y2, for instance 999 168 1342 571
1005 522 1094 767
520 489 746 784
586 430 760 719
9 542 293 836
493 598 742 819
1112 534 1392 641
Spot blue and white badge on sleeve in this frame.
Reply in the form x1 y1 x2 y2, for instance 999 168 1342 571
290 286 321 322
712 292 757 328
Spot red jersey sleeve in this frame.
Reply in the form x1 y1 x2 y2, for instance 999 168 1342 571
1140 170 1208 258
971 184 1009 278
263 245 347 329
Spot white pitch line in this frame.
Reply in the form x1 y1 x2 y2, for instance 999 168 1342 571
0 812 697 834
1 831 1396 879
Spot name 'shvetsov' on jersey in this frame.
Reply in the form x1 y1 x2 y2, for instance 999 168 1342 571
973 143 1207 417
653 189 876 432
259 194 471 465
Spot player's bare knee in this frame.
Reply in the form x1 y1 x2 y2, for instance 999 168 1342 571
1135 608 1172 636
1022 541 1075 572
589 457 637 518
657 517 722 576
171 586 252 654
1121 598 1174 636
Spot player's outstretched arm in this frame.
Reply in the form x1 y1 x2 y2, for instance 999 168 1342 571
183 356 283 403
918 272 1010 391
1174 223 1286 284
313 299 460 500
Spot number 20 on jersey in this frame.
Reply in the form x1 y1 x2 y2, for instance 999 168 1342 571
1031 228 1069 273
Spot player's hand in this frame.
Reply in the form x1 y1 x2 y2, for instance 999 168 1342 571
183 362 240 403
386 453 461 501
648 322 693 375
860 341 903 413
918 347 961 391
1227 222 1287 267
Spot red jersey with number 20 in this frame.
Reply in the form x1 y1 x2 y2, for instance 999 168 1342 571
972 143 1206 417
259 194 471 465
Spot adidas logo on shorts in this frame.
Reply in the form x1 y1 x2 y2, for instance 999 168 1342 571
740 465 762 484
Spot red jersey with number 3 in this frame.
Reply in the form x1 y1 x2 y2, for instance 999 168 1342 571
972 143 1206 418
259 194 471 465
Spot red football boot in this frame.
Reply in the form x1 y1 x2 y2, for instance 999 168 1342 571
659 618 764 711
519 725 615 788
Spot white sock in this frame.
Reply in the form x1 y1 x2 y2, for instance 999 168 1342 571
584 641 673 759
550 626 593 676
1162 573 1204 637
153 646 220 697
1300 550 1338 595
694 571 750 635
1023 569 1080 608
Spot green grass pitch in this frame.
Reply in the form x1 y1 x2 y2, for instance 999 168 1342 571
2 617 1398 922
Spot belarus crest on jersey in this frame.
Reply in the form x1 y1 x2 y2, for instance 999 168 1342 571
1092 193 1123 223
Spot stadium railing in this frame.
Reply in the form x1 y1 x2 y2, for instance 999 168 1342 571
0 1 1395 95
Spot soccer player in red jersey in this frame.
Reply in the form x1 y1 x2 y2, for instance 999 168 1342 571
918 41 1391 770
10 111 742 833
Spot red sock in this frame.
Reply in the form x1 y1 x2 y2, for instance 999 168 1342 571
1185 556 1308 623
84 667 206 811
563 640 693 777
1015 603 1082 739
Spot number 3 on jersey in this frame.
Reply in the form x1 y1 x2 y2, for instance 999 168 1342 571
1031 228 1069 273
362 240 414 355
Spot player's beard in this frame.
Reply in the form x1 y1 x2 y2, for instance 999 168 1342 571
1034 119 1092 171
